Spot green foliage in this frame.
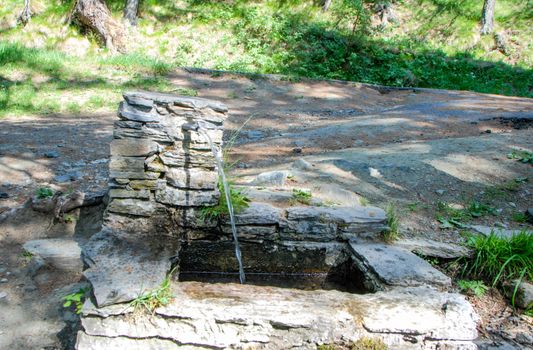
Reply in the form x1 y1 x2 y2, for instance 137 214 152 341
130 271 174 313
63 288 89 314
291 188 312 205
382 203 399 242
507 150 533 165
175 87 198 96
484 177 528 200
457 279 489 297
200 180 250 221
461 231 532 287
512 212 527 223
436 200 495 229
36 187 54 199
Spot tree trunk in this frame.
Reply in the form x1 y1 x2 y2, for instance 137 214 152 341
17 0 32 26
74 0 127 52
322 0 332 11
123 0 139 26
480 0 495 35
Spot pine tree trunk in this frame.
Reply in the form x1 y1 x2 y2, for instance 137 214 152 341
322 0 333 11
480 0 495 35
17 0 32 25
74 0 127 52
123 0 139 26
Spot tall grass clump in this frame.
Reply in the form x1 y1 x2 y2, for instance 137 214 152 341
462 230 532 287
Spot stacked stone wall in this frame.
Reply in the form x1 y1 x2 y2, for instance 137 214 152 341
106 91 227 232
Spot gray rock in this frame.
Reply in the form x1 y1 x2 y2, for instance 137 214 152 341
166 168 217 190
396 238 471 259
469 225 524 239
76 332 181 350
280 220 337 241
44 150 60 158
78 283 478 350
107 199 156 217
286 206 386 224
108 189 150 199
0 278 7 283
155 187 219 207
160 150 215 169
109 157 145 172
124 91 228 113
82 228 179 307
504 280 533 309
118 101 160 123
0 192 9 199
230 202 281 225
237 187 293 204
526 208 533 224
251 170 290 186
114 124 172 143
292 158 313 170
110 139 158 157
23 238 83 272
54 171 81 183
0 291 6 299
221 225 277 241
349 242 452 287
435 189 445 195
123 94 154 108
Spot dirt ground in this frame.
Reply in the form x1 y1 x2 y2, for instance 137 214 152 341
0 69 532 348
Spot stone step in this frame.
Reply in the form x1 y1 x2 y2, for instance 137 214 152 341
348 242 452 289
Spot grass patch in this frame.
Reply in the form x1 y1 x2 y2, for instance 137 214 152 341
130 270 174 313
457 279 489 298
200 180 250 221
436 200 495 229
290 188 312 205
460 230 532 289
382 203 399 242
507 149 533 165
36 187 54 199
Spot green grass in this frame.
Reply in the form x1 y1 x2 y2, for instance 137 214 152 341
382 203 399 242
0 41 174 117
457 279 489 298
291 188 312 205
507 150 533 165
36 187 54 199
200 180 250 221
130 270 174 313
1 0 532 109
461 230 532 288
436 200 495 229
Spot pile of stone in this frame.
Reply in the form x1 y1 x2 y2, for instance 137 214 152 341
106 91 226 230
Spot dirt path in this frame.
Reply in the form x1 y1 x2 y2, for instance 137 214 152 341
0 69 532 349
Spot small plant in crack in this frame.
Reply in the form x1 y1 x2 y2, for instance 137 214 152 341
382 202 399 243
63 287 90 314
130 270 175 313
200 180 250 221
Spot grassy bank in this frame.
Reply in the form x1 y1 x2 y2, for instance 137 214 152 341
0 0 531 117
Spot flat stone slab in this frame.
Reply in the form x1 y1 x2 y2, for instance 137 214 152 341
124 91 228 113
469 225 525 239
23 238 82 272
82 228 179 307
349 242 452 287
78 282 478 349
396 238 470 259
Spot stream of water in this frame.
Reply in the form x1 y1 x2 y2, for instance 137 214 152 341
197 125 246 284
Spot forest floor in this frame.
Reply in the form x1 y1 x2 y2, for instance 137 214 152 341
0 69 532 348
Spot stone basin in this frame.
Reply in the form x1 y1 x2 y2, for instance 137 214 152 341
77 281 479 350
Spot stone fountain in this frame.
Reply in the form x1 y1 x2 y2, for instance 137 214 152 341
76 91 479 349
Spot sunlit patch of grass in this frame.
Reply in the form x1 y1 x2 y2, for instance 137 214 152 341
461 230 532 287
